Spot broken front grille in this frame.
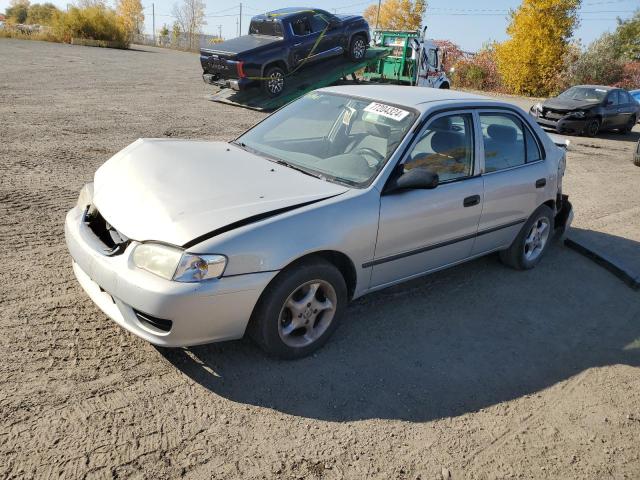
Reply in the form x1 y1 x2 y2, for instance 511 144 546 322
83 206 130 256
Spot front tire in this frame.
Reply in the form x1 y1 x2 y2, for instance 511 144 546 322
248 258 347 359
584 119 600 137
499 205 554 270
348 35 367 61
263 66 286 97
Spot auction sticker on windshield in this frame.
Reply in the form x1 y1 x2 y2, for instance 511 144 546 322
364 102 410 121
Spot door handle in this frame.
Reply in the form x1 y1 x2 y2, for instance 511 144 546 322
463 195 480 207
535 178 546 188
293 42 302 47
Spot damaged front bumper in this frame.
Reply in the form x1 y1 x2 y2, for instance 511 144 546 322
64 205 277 347
529 109 590 135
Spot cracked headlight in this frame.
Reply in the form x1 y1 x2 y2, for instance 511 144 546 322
77 182 94 209
132 243 226 282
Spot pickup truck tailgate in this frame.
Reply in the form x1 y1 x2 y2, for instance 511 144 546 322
200 52 240 79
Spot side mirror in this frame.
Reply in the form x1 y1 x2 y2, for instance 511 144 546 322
329 18 340 28
385 167 439 193
606 99 614 106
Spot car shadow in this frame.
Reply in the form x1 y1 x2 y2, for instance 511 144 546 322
157 240 640 422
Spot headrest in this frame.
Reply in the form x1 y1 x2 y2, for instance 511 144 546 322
431 131 465 157
430 116 452 131
487 124 517 143
364 120 391 138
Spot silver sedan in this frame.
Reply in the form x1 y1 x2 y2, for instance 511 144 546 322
65 85 572 358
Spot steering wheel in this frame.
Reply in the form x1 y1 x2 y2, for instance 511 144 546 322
355 147 385 167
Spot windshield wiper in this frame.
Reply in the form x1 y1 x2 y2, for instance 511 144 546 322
270 158 325 180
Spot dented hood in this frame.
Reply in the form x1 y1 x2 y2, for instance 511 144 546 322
93 139 348 246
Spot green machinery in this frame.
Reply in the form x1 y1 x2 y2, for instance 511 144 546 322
363 30 420 85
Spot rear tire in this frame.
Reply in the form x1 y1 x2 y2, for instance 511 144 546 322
439 82 450 89
348 35 367 61
621 116 636 134
499 205 555 270
248 258 347 359
263 65 286 97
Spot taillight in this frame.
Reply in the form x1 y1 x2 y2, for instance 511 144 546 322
236 61 246 78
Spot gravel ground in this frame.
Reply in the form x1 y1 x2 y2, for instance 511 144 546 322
1 39 639 480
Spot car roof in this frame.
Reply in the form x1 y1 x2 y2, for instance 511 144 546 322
318 85 494 111
571 85 616 90
256 7 319 19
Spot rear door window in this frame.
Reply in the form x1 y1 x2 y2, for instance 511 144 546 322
480 113 527 172
608 91 620 105
619 90 631 104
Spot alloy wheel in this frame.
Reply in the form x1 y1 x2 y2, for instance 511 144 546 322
352 39 366 59
277 280 337 348
268 71 284 95
523 217 550 261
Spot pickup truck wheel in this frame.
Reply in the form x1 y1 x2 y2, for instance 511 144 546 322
348 36 367 61
248 258 347 359
263 66 285 97
499 205 554 270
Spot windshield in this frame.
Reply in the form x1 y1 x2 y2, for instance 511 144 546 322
249 19 283 36
235 92 418 186
558 86 608 102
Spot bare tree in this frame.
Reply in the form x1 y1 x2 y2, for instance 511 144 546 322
172 0 206 50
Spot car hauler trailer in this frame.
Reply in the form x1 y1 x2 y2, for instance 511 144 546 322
205 47 389 112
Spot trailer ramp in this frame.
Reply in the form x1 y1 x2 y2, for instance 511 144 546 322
207 47 389 112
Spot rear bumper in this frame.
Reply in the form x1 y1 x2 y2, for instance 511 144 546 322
65 205 277 347
202 74 254 91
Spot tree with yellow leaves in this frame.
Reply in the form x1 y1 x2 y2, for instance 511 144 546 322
363 0 426 31
116 0 144 41
496 0 580 96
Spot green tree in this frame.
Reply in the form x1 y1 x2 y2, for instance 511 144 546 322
496 0 581 96
613 9 640 61
5 0 30 24
159 23 169 43
567 33 624 86
26 2 59 25
171 20 181 47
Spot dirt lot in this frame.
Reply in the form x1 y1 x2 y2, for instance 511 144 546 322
1 39 639 480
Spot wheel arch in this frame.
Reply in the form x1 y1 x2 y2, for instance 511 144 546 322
261 60 288 76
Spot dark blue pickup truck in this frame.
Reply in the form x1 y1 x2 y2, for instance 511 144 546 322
200 7 370 97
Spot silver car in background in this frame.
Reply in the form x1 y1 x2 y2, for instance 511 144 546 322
65 86 572 358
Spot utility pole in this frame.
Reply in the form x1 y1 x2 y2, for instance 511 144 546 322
152 3 155 44
218 24 222 39
375 0 381 29
239 2 242 36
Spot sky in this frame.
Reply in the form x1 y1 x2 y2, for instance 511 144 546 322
1 0 637 51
